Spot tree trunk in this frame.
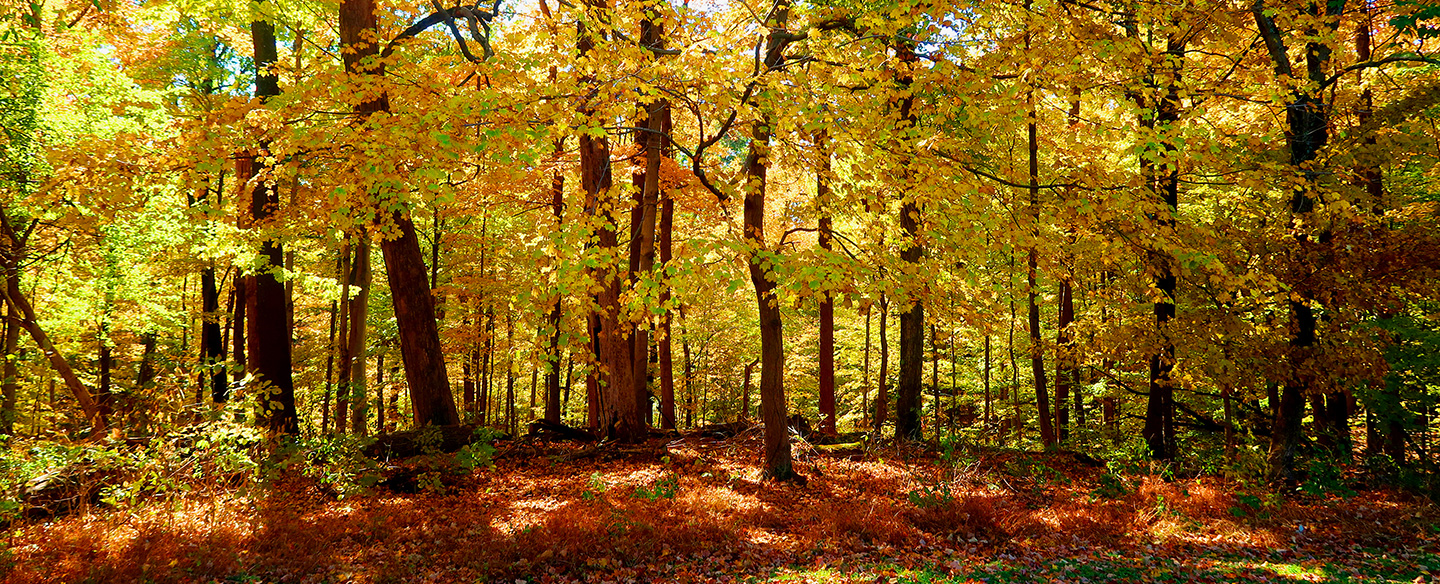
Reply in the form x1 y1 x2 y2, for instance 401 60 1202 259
3 274 103 433
1 292 18 436
1253 0 1343 481
624 12 668 436
376 350 386 434
1143 33 1183 461
545 139 566 424
863 308 871 425
816 130 836 436
244 8 297 435
658 193 676 429
201 264 226 402
893 39 925 443
232 274 246 371
742 358 758 422
342 0 455 428
348 235 371 435
335 244 352 434
744 0 795 480
875 295 889 432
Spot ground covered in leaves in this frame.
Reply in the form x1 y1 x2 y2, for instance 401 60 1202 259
5 433 1438 583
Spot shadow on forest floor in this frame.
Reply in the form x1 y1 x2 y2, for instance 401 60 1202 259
5 436 1438 583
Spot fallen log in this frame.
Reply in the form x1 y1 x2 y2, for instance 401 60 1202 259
363 424 485 460
526 419 598 442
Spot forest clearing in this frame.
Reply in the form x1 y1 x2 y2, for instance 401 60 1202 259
2 0 1440 580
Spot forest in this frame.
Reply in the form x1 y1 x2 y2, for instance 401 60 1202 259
1 0 1439 580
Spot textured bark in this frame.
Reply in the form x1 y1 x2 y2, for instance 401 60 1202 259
743 0 795 480
347 235 371 435
381 215 459 426
245 8 297 435
1143 33 1183 460
339 0 456 427
893 41 926 443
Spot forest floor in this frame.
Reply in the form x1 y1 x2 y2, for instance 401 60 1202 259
4 431 1438 584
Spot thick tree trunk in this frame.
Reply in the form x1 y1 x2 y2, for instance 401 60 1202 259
743 0 795 480
1143 33 1182 460
342 0 455 428
893 41 925 443
381 216 459 427
245 9 297 435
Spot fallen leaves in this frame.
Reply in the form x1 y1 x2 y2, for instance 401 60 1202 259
4 438 1438 583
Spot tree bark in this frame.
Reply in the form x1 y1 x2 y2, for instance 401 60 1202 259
1143 32 1183 460
244 6 297 435
348 235 371 435
894 40 926 442
342 0 456 428
816 130 836 436
1253 0 1344 481
744 0 795 480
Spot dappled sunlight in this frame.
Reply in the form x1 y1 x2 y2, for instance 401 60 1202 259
7 439 1438 583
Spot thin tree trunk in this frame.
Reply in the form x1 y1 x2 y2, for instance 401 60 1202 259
201 263 226 402
3 275 103 433
1024 7 1054 448
376 350 386 434
875 295 889 432
742 358 758 422
863 308 871 426
816 129 836 436
348 235 371 435
322 299 335 432
1 294 18 436
232 273 246 371
984 334 992 442
335 243 352 434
